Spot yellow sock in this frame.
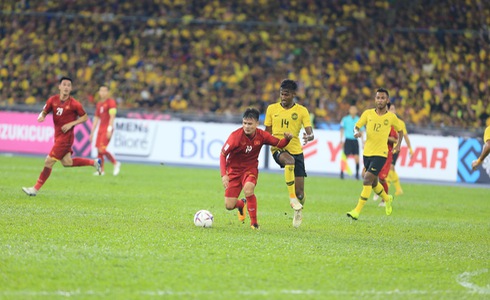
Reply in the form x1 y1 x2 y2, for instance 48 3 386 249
285 164 296 199
373 182 389 202
355 186 371 213
392 170 403 192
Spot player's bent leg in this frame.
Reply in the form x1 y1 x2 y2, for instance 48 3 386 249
224 197 239 210
295 177 305 206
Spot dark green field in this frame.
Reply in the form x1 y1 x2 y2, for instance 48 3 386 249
1 155 488 299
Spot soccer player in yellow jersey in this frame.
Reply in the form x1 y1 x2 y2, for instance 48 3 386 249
347 88 403 220
387 103 413 195
472 126 490 170
265 79 314 228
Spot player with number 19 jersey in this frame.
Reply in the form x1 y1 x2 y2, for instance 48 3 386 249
221 127 288 177
42 94 86 146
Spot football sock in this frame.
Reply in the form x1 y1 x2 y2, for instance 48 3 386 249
354 186 371 213
72 158 95 167
373 182 389 202
235 199 245 210
355 163 360 177
246 195 257 225
285 164 296 199
34 167 52 190
392 170 403 192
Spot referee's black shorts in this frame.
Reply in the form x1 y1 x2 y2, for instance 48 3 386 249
344 139 359 156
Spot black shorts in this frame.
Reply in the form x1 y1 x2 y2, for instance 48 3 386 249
363 156 387 176
392 152 399 165
272 150 307 177
344 139 359 155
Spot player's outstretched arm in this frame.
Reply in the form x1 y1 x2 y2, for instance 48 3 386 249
276 132 293 148
302 126 314 145
472 140 490 170
37 111 47 122
404 133 414 157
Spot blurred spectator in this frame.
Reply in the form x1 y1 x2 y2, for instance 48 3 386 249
0 0 489 129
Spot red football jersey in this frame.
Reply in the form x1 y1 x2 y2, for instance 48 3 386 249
43 95 86 145
95 98 117 131
221 128 283 176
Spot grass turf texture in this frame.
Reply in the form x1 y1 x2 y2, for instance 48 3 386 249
0 155 489 299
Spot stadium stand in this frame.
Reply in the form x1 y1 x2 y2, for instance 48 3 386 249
0 0 489 132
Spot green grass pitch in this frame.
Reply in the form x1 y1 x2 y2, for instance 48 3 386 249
1 155 489 299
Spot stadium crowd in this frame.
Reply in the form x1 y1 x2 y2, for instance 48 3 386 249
1 0 489 129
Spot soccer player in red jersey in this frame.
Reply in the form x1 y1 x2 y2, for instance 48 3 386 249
220 108 293 229
90 85 120 176
22 77 102 196
374 124 398 206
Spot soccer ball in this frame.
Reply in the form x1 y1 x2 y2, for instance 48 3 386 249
194 210 214 228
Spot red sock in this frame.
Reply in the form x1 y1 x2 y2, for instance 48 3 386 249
34 167 52 190
235 199 244 210
104 151 117 164
72 158 94 167
381 181 389 194
246 194 257 225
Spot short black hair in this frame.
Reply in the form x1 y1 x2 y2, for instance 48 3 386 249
59 76 73 83
100 83 109 89
243 108 260 121
280 79 298 91
376 88 389 98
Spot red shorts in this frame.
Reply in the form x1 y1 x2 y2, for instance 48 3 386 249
95 132 111 149
378 153 393 180
225 169 258 198
49 143 73 160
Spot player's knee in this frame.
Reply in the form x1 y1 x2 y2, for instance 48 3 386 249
243 188 254 197
45 157 57 167
225 203 235 210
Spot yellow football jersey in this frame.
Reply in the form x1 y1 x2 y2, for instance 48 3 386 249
265 102 312 154
484 126 490 143
356 109 402 157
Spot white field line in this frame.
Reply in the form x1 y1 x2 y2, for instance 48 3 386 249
0 289 469 297
456 268 490 294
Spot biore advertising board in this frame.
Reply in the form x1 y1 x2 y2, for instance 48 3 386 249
98 119 267 168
